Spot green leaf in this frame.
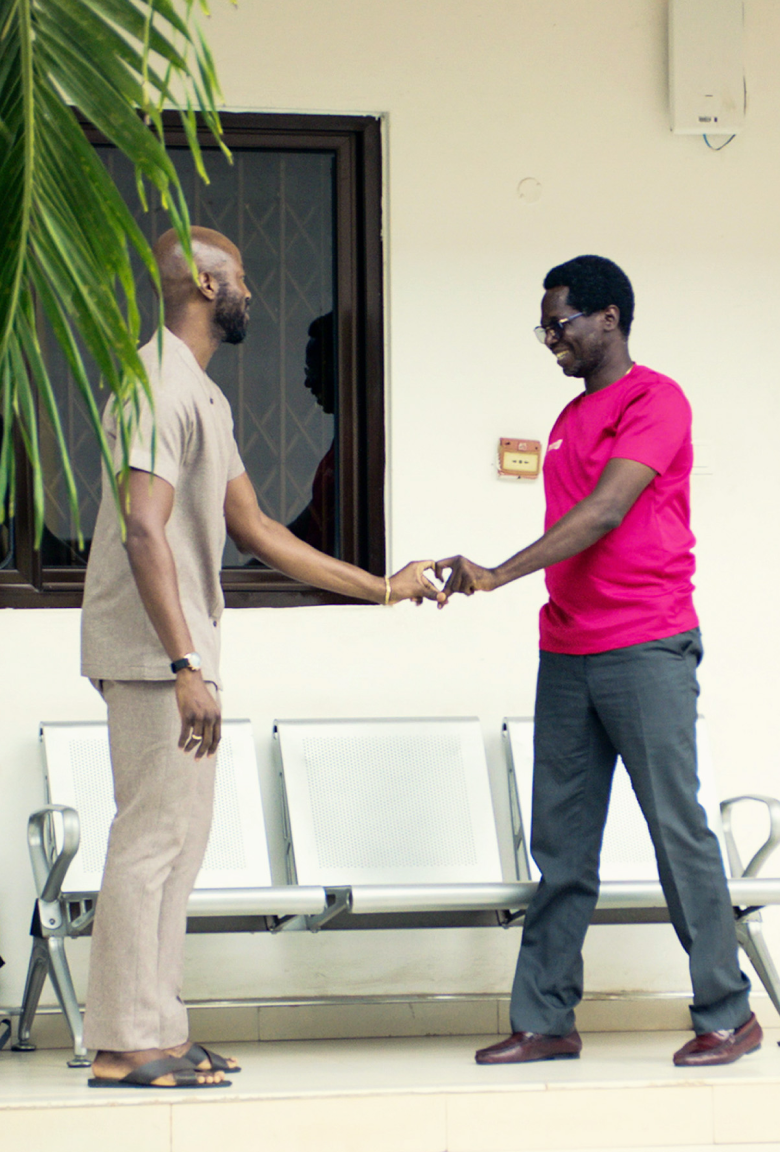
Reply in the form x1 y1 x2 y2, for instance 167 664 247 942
8 326 45 536
0 0 231 548
0 355 16 519
16 303 80 547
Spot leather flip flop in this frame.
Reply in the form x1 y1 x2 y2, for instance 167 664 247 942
88 1055 232 1088
184 1042 242 1073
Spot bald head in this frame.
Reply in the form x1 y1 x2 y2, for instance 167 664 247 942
152 227 251 364
153 226 241 313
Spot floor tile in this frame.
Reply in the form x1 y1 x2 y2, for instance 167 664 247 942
171 1093 446 1152
0 1104 170 1152
496 1146 780 1152
446 1084 713 1151
712 1081 780 1143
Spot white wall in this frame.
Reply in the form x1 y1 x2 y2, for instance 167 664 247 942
2 0 779 1014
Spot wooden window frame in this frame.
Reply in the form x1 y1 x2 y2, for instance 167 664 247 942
0 112 385 609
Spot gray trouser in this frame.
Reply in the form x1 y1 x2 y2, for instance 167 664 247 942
83 679 217 1052
510 629 751 1037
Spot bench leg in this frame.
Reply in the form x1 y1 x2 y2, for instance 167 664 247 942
12 936 49 1052
47 937 90 1067
736 915 780 1019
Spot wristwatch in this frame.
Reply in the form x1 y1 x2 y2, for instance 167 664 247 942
170 652 202 674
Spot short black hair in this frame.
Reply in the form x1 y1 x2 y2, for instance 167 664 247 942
544 255 634 336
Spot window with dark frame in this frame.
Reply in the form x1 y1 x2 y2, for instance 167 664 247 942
0 113 385 608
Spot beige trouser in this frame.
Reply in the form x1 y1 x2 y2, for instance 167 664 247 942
83 679 218 1052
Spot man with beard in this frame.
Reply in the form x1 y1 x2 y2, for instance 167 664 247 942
436 255 758 1068
81 227 439 1088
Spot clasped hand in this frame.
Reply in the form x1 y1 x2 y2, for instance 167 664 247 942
433 555 497 607
387 556 496 608
386 560 447 606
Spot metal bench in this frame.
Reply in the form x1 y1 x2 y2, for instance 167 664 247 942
16 720 327 1065
272 716 780 984
18 714 780 1065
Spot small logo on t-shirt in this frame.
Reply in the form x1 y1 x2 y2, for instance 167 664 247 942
548 439 563 451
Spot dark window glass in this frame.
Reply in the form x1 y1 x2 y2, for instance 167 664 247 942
0 114 384 607
0 515 11 573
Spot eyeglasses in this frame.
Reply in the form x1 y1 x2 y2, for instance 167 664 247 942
534 312 584 344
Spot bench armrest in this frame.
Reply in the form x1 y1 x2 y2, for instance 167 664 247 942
720 794 780 879
27 805 80 902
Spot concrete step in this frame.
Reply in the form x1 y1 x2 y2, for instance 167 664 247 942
1 1030 778 1152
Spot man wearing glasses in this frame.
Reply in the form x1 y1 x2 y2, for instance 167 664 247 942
436 255 758 1067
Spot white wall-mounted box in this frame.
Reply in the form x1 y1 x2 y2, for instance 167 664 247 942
669 0 745 134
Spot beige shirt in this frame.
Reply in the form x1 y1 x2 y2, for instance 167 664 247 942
81 330 245 687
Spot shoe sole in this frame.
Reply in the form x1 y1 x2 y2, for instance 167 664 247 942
675 1041 761 1068
477 1051 580 1065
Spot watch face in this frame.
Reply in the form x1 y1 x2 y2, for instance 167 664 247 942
171 652 203 673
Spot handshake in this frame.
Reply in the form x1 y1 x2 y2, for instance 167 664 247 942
386 555 499 608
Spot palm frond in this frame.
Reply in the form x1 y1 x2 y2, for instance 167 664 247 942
0 0 233 546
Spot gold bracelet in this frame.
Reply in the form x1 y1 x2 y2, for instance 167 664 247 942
384 575 392 606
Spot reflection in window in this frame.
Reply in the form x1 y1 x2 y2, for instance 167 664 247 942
278 312 335 555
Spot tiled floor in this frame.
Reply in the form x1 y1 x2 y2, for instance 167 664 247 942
1 1030 779 1152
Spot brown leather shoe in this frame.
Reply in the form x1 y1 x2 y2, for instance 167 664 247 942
673 1012 763 1067
475 1029 582 1065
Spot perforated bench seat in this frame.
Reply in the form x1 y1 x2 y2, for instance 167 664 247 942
274 716 510 930
274 717 504 889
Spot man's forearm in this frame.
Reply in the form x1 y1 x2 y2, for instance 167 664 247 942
125 527 195 660
226 472 438 605
240 517 386 602
491 497 618 588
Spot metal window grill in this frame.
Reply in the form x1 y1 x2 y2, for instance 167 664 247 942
40 148 336 560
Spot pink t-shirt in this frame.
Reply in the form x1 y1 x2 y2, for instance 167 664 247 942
540 363 698 654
